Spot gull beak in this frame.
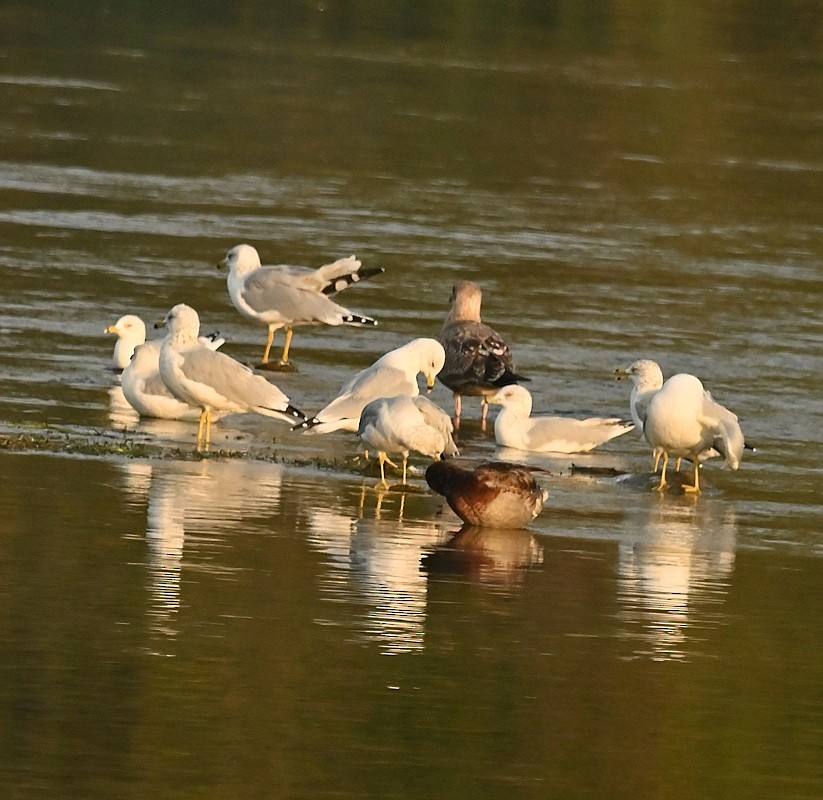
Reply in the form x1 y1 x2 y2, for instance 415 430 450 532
104 325 118 335
216 256 227 270
154 319 167 330
426 372 436 393
613 367 630 381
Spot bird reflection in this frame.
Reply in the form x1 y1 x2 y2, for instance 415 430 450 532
117 459 284 655
616 499 737 661
422 524 543 585
307 489 441 656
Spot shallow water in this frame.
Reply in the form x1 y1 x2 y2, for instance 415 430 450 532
2 3 823 798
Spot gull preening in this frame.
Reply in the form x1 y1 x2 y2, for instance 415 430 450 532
158 303 305 450
357 395 459 487
489 385 634 453
219 243 382 370
643 373 745 493
425 459 548 529
438 280 528 426
298 338 446 434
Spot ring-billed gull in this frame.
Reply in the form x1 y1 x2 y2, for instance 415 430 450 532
106 313 225 372
105 314 147 370
615 359 666 468
643 373 745 493
122 338 224 421
158 303 305 450
297 338 446 434
219 243 382 371
438 280 528 427
488 385 634 453
425 460 548 529
357 395 459 487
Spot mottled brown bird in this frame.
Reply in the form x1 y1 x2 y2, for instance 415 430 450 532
426 459 547 529
438 280 528 425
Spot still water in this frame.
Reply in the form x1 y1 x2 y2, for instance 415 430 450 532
2 2 823 798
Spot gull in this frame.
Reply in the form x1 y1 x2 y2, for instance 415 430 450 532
218 243 382 370
298 338 446 434
425 459 548 529
122 337 224 421
615 358 667 469
105 314 147 370
643 373 745 493
438 280 528 426
488 385 634 453
158 303 305 450
357 395 459 488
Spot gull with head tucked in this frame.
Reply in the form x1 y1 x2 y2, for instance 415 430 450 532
357 395 459 488
158 303 305 450
489 385 634 454
643 372 745 493
218 243 382 371
297 338 446 434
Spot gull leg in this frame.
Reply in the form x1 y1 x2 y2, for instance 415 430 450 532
453 394 462 428
652 449 661 472
261 327 276 365
378 452 398 489
654 451 669 492
684 462 701 494
675 458 682 471
203 408 213 451
481 398 489 432
196 409 207 450
280 327 294 364
401 454 408 485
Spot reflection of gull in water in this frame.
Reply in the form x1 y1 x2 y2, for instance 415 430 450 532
117 459 284 653
307 492 441 655
617 500 737 660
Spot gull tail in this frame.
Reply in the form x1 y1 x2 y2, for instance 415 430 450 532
341 313 377 327
322 266 385 296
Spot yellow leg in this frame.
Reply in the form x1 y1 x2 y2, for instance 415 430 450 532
653 449 661 472
196 409 207 449
401 454 408 485
377 452 398 488
684 462 701 494
280 327 294 364
654 451 669 491
675 458 682 471
454 394 462 420
262 327 276 364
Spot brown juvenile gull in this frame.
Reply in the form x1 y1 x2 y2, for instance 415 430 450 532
357 395 459 488
298 338 446 434
426 459 548 529
438 280 528 426
643 372 745 493
488 385 634 453
158 303 305 450
219 243 382 371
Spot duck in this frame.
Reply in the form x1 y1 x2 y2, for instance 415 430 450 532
426 459 548 529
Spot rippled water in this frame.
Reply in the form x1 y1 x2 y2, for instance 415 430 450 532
2 3 823 798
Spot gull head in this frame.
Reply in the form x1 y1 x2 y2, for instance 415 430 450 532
105 314 146 345
162 303 201 345
446 280 483 323
614 359 664 391
488 384 533 417
218 243 262 275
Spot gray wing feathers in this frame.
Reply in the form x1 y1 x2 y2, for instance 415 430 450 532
703 396 744 469
526 417 632 452
242 278 359 324
181 348 289 411
317 367 416 422
412 396 459 456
